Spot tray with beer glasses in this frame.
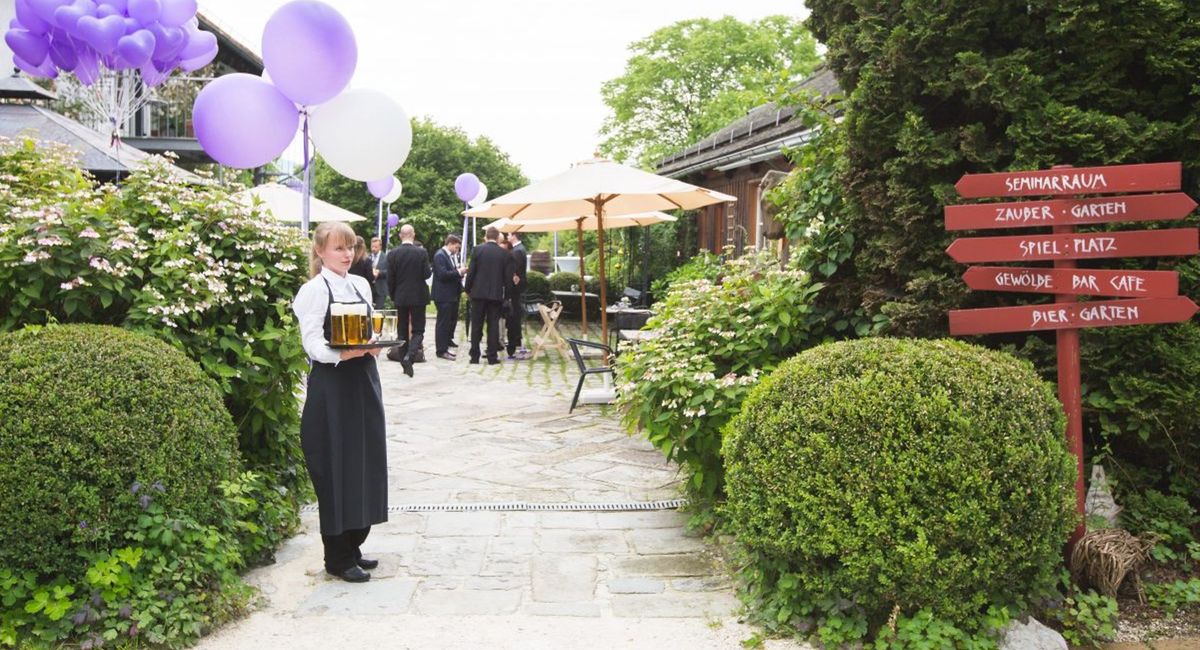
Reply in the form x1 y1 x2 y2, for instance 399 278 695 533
329 305 404 349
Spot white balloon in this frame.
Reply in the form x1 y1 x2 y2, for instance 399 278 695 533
468 182 488 207
382 176 402 203
310 88 412 182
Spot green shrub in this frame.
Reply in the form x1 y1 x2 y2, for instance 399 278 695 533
724 338 1076 642
0 138 310 486
618 251 823 507
649 250 723 299
525 270 550 299
0 324 239 579
548 271 581 292
1051 588 1118 648
1121 488 1198 564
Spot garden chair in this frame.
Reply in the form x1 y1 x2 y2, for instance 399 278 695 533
566 338 616 413
531 300 569 360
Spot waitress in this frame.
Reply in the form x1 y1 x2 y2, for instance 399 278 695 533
292 222 388 583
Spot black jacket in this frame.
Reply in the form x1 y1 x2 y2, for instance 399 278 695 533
465 241 513 302
509 243 527 297
430 247 462 304
385 242 431 306
349 257 375 285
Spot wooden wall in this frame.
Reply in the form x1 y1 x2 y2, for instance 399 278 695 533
687 155 791 256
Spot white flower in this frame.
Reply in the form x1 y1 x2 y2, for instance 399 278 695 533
79 228 100 239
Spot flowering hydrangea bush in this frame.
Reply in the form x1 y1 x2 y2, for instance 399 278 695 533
0 137 310 483
617 251 823 506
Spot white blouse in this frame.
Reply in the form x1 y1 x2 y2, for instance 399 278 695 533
293 266 375 365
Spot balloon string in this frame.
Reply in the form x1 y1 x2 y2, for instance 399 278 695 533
301 110 312 236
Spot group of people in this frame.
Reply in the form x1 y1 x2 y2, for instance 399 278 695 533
292 221 535 582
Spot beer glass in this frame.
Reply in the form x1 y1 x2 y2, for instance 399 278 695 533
350 304 370 344
371 311 384 339
330 303 348 346
378 309 397 340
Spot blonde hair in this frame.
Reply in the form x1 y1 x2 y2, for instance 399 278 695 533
309 222 357 278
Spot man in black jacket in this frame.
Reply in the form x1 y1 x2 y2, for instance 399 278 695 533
385 224 431 376
506 231 528 359
464 227 513 365
431 234 465 360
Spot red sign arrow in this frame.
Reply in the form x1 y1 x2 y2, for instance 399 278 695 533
962 267 1179 298
955 162 1181 198
946 228 1198 263
944 192 1197 231
949 297 1198 336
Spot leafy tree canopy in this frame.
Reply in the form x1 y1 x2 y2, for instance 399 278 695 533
599 15 820 168
313 116 527 252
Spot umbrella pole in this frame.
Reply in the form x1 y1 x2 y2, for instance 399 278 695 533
596 201 610 351
577 219 587 335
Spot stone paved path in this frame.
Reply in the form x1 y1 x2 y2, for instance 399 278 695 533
199 327 807 649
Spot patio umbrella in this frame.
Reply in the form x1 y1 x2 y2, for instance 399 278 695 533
487 212 677 332
465 158 733 343
235 183 366 224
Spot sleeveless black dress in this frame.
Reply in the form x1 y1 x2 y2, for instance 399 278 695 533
300 278 388 535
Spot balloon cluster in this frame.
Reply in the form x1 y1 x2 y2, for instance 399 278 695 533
5 0 214 85
367 175 402 202
192 0 412 179
455 172 488 207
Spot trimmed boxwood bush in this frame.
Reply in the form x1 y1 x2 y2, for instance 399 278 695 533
548 271 581 293
525 270 550 299
723 338 1076 642
0 324 239 578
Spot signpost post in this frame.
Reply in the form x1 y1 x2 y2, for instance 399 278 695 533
945 161 1196 550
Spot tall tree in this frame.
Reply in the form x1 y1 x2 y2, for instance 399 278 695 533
599 15 820 167
313 117 527 252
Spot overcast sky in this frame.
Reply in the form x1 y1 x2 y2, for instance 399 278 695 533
198 0 807 181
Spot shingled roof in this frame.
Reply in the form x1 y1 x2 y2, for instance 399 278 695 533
655 65 840 178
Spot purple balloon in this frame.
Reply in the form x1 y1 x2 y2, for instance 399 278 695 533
13 54 56 78
193 73 300 169
74 43 99 83
148 23 184 59
47 29 78 70
122 17 139 33
15 0 52 35
28 0 68 25
158 0 196 28
386 213 399 229
139 60 169 86
179 28 214 59
454 173 480 203
127 0 160 24
5 29 50 65
261 0 356 106
52 4 88 36
366 176 394 200
75 14 123 54
101 0 128 12
177 42 214 72
116 28 154 66
95 4 118 18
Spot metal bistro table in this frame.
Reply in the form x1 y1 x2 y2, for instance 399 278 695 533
606 304 653 353
551 290 600 322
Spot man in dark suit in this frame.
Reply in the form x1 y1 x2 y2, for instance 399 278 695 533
506 231 528 359
369 236 387 309
431 234 465 360
464 227 513 365
385 224 431 377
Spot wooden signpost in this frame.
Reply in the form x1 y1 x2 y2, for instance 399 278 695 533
945 161 1196 549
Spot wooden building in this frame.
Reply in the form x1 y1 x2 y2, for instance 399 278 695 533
655 66 840 256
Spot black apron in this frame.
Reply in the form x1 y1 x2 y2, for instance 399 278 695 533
300 278 388 535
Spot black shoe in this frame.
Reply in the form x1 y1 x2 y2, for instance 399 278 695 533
487 359 501 365
448 341 458 348
436 352 456 360
356 557 379 570
469 359 479 365
400 357 414 377
327 566 370 583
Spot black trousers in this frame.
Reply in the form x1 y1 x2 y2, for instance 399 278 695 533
396 304 426 360
322 526 371 572
506 296 524 355
434 301 459 355
469 299 502 363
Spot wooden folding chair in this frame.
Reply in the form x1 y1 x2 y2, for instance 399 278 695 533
531 300 569 360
